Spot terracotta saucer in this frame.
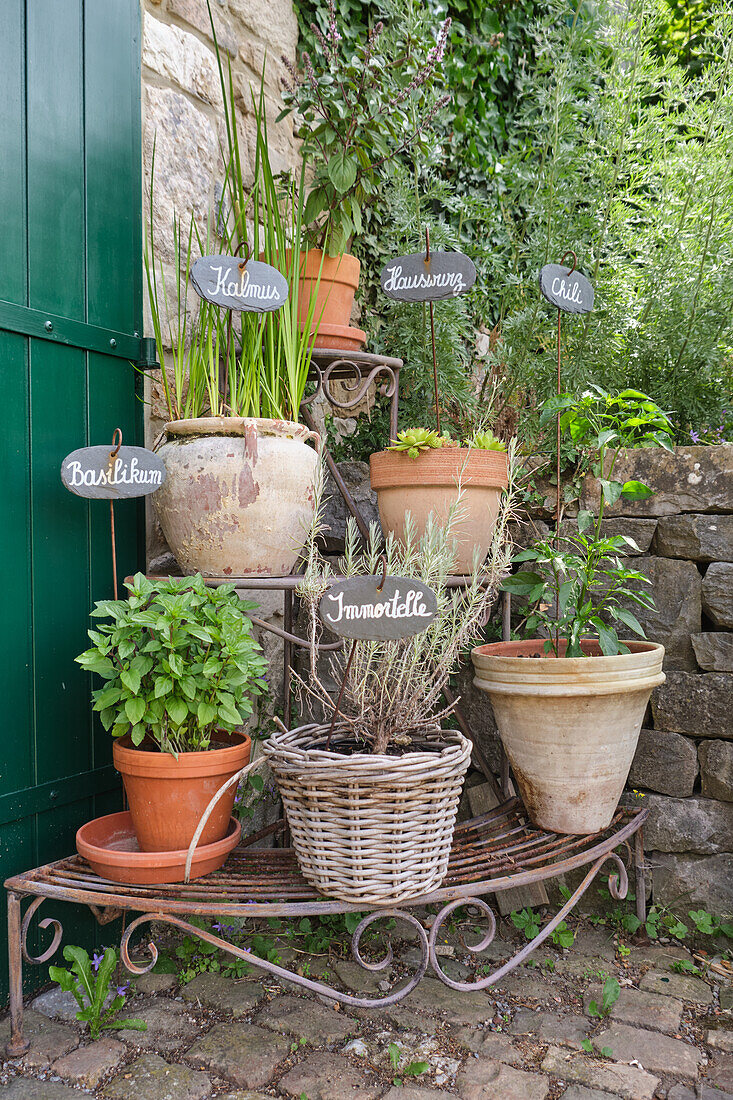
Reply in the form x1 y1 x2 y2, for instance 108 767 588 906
76 811 241 885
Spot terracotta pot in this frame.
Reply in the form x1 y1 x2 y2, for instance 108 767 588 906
76 812 241 885
471 639 666 834
295 250 360 331
370 448 509 574
152 417 319 577
312 322 366 351
113 730 251 852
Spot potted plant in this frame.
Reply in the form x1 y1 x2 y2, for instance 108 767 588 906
76 574 267 853
471 387 673 835
146 78 322 578
280 3 452 349
370 428 509 574
263 452 516 905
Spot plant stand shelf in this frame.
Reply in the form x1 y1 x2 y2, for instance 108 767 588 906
5 799 648 1055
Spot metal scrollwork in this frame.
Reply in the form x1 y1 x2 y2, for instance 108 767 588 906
120 908 427 1008
303 360 397 411
21 897 63 965
427 850 631 993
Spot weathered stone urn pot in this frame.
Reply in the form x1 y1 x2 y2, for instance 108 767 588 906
153 417 319 577
471 639 666 834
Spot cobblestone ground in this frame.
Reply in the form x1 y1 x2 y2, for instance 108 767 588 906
1 922 732 1099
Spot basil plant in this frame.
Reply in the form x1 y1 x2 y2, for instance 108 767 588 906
76 574 267 755
504 387 673 657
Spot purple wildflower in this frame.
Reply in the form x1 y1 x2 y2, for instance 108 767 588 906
115 983 129 997
91 951 104 972
690 430 700 443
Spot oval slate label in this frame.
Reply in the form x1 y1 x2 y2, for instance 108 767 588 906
190 255 288 312
61 446 166 500
539 264 594 314
319 575 438 641
381 251 476 302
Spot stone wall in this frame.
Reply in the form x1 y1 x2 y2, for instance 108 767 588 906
324 445 733 916
141 0 300 725
141 0 299 564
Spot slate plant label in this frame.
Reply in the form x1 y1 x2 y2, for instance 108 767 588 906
61 446 167 499
319 576 438 641
190 255 288 312
539 264 594 314
381 250 477 302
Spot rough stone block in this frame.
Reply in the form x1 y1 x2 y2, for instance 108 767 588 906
456 1057 549 1100
133 972 178 995
278 1052 382 1099
560 517 657 554
540 1044 659 1099
703 563 733 628
592 1020 702 1078
608 986 683 1032
228 0 299 57
628 728 698 796
668 1084 733 1100
142 85 219 265
0 1009 79 1070
707 1028 733 1052
52 1037 126 1088
509 1008 590 1048
651 671 733 738
580 444 733 517
700 740 733 801
186 1022 289 1088
642 794 733 854
706 1054 733 1093
639 967 714 1004
652 852 733 918
382 1090 456 1100
558 1088 620 1100
0 1081 83 1099
180 972 265 1016
117 997 199 1052
452 1028 525 1063
321 462 380 550
656 513 733 561
403 976 493 1025
31 986 88 1022
616 556 701 669
143 16 223 108
101 1053 211 1100
693 632 733 671
256 994 357 1044
166 0 239 56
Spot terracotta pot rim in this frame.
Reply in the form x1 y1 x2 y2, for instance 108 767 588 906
473 638 664 661
76 811 241 881
163 416 310 440
295 248 360 285
113 731 251 778
370 447 508 490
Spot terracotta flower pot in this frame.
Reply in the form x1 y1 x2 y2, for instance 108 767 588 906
471 639 666 834
152 417 319 578
295 249 360 332
113 730 251 852
369 448 509 574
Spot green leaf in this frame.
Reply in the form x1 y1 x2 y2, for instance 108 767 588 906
613 607 646 637
576 509 594 533
620 479 653 500
590 618 621 656
154 676 173 698
197 701 218 726
327 150 357 194
167 696 188 726
599 479 623 506
125 696 146 726
601 977 620 1013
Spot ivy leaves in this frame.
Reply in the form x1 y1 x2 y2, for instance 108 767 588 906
76 573 267 756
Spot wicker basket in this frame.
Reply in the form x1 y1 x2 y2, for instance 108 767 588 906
263 723 472 905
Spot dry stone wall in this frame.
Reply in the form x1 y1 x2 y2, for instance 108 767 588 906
323 445 733 915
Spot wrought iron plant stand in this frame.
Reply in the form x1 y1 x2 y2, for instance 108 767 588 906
5 349 649 1055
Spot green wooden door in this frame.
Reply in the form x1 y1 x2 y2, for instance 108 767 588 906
0 0 145 999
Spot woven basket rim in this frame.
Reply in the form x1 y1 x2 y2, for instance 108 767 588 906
264 721 471 770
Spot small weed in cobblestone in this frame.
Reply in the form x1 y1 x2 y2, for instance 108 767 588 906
588 977 620 1018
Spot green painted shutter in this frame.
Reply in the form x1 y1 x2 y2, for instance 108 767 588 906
0 0 144 999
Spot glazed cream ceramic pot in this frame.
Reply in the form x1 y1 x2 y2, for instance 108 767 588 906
471 639 666 834
153 417 319 577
